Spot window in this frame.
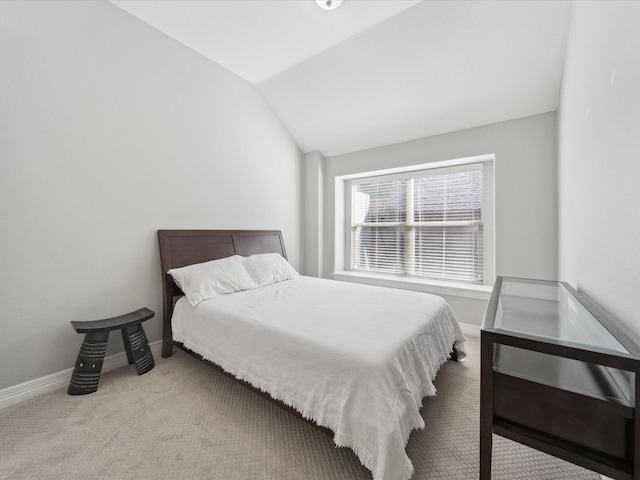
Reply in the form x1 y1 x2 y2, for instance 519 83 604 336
350 162 484 284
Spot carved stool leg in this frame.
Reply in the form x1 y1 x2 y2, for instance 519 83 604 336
68 331 109 395
121 323 155 375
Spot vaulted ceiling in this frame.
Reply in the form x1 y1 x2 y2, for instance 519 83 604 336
110 0 572 157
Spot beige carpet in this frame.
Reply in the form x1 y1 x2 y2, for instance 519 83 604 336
0 336 599 480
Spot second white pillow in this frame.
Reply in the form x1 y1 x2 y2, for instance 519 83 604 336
244 253 299 287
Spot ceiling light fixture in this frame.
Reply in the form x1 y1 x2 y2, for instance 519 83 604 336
315 0 343 11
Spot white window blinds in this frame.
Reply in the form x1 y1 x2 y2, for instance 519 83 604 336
351 163 483 283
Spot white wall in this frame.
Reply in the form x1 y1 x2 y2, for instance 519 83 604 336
0 1 301 390
558 1 640 338
309 112 558 326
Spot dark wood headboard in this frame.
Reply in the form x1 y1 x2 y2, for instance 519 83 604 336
157 230 288 357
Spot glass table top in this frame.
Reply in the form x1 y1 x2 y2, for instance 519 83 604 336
492 277 628 354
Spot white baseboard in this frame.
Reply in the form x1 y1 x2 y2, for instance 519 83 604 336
459 322 481 337
0 340 163 410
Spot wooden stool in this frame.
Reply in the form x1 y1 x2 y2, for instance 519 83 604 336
68 308 155 395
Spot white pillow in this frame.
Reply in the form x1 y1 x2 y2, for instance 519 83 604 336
244 253 299 287
168 255 257 307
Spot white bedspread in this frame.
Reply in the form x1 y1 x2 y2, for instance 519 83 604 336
172 276 466 480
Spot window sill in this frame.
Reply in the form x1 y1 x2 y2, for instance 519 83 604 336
332 271 493 301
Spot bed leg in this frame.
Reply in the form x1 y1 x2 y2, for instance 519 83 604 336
450 345 459 362
162 340 173 358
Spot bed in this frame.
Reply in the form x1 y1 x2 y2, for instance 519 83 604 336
158 229 466 480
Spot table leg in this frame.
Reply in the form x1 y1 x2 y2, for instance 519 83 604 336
68 331 109 395
480 333 494 479
634 372 640 479
121 323 155 375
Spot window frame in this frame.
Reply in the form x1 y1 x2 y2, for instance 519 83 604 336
335 154 495 291
350 162 484 282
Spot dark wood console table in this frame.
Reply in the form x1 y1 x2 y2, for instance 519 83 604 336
480 277 640 479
